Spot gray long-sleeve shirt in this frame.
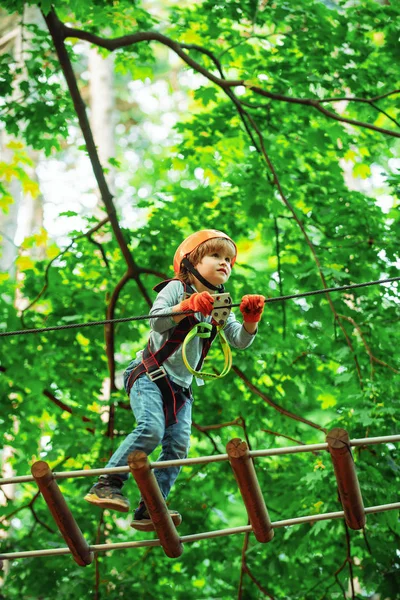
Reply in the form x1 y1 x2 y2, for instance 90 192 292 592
141 280 256 388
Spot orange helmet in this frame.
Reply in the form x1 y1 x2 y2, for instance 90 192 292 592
173 229 237 274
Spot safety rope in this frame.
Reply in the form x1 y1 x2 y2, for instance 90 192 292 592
0 276 398 338
181 322 232 380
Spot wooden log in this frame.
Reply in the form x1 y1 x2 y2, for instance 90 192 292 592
31 461 93 566
226 438 274 543
127 451 183 558
326 428 366 530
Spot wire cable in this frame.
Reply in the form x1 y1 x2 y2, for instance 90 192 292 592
0 276 398 338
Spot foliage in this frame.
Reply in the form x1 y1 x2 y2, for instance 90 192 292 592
0 0 399 598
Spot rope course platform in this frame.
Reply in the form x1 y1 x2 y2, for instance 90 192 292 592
0 428 399 564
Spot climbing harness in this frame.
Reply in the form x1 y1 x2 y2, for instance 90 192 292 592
125 315 200 426
125 282 225 425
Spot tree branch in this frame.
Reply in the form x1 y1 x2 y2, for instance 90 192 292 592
61 25 400 138
20 216 110 324
105 270 134 393
43 389 95 434
274 217 286 338
193 417 244 432
238 530 249 600
94 512 105 600
138 267 169 280
43 9 152 312
338 313 399 377
240 111 364 386
238 528 274 599
320 89 400 103
233 365 326 432
261 428 309 447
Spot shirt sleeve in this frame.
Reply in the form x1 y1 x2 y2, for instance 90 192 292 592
223 309 256 349
149 280 184 333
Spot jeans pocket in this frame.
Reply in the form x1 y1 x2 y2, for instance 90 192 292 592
123 358 142 393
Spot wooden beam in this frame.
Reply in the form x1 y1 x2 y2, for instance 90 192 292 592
128 451 183 558
326 428 366 530
226 438 274 543
31 461 93 566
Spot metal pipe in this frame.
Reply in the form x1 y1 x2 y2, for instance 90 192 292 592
249 443 328 458
326 428 365 530
127 451 183 559
227 438 273 543
1 434 399 485
1 502 398 561
31 461 94 566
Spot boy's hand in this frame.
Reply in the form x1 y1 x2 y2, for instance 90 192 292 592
240 294 265 323
180 291 215 316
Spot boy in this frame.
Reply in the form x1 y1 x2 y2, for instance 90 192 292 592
85 230 265 531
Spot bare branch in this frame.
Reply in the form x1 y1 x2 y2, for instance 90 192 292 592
238 530 250 600
320 89 400 103
241 110 364 385
105 270 134 393
344 523 356 600
261 428 308 447
193 418 244 432
238 526 274 599
139 268 169 280
43 9 153 309
338 313 399 376
274 217 286 338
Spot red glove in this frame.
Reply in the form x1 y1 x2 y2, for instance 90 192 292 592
180 292 215 316
240 294 265 323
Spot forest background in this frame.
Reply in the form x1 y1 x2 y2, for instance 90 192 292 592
0 0 399 598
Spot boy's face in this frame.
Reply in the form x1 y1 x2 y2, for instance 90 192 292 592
195 248 233 287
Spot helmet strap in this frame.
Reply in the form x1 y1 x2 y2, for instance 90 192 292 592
182 258 225 293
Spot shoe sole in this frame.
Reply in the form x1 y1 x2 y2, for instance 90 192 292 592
130 513 182 532
84 492 130 513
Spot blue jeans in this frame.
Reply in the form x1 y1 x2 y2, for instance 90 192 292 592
105 360 193 500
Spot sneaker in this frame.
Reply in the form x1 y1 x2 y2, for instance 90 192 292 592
130 502 182 532
84 476 130 513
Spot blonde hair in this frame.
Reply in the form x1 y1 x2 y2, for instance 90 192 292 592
177 238 236 285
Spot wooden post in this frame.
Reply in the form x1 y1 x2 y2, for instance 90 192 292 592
226 438 274 543
127 451 183 558
31 461 93 566
326 428 366 530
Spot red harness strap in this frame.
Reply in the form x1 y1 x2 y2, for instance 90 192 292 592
126 281 218 426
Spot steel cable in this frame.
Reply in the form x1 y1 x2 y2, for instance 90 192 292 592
0 276 398 338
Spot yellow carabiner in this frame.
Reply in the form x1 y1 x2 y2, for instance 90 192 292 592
181 322 232 381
